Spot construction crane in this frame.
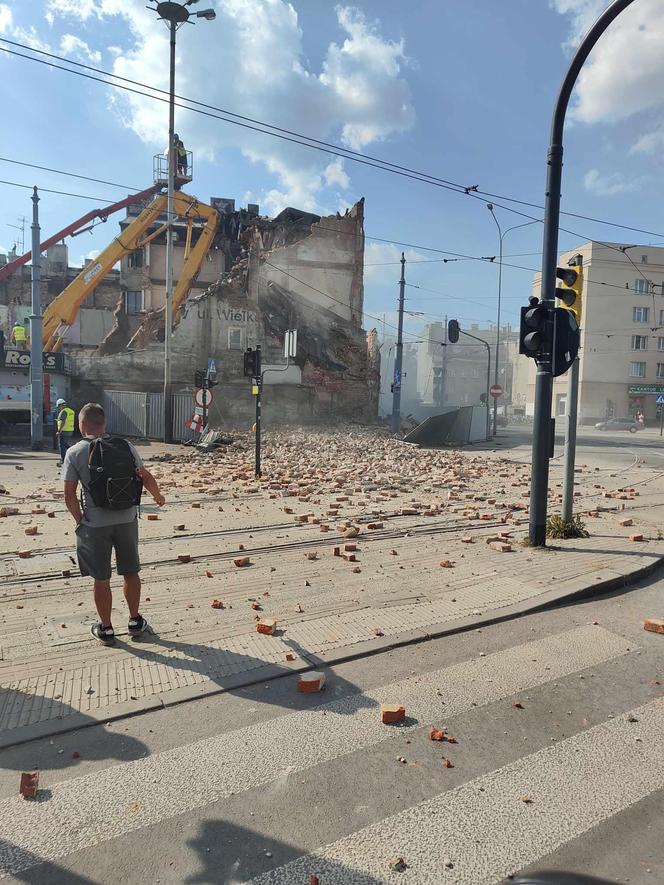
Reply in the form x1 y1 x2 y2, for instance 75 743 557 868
42 190 219 352
0 184 164 283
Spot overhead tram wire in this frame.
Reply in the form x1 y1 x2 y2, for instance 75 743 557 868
2 35 664 240
0 172 656 301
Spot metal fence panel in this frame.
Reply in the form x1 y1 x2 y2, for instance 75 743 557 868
171 393 195 442
102 391 147 438
147 393 164 440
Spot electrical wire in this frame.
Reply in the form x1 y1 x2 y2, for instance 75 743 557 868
3 35 664 240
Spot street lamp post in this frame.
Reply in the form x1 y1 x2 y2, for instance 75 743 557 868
486 205 539 436
151 1 216 443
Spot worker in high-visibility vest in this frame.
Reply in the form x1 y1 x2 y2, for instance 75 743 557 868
56 397 76 465
11 321 27 350
175 133 188 177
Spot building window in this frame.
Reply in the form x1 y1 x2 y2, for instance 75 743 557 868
659 310 664 326
634 278 651 295
658 337 664 351
641 255 648 264
128 249 144 269
631 335 648 350
658 364 664 379
228 327 243 350
629 362 646 378
633 307 650 323
125 290 144 314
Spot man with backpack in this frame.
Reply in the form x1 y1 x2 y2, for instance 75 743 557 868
62 402 165 644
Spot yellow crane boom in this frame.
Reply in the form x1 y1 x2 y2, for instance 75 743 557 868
42 191 219 352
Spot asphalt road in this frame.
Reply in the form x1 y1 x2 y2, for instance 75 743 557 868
0 565 662 884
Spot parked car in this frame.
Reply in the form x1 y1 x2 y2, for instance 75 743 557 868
594 417 639 433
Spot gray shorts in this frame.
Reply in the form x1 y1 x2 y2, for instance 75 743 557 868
75 520 141 581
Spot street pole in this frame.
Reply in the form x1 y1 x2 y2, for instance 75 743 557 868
460 329 491 441
255 346 262 478
390 253 406 434
529 0 636 547
561 356 579 521
487 206 503 437
162 15 176 444
29 186 43 451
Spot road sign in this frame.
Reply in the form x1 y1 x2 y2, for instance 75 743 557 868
656 395 664 405
207 357 217 379
490 383 503 398
283 329 298 359
194 387 213 408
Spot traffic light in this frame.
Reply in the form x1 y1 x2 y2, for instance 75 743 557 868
555 254 583 327
243 347 261 378
519 297 549 357
194 369 205 389
447 319 459 344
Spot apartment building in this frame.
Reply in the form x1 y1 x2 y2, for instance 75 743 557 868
526 241 664 423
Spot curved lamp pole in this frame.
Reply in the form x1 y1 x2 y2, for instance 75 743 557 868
529 0 636 546
486 206 539 436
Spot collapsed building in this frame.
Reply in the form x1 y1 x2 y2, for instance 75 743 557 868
72 197 380 429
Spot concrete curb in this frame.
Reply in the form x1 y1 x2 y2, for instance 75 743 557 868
3 551 663 750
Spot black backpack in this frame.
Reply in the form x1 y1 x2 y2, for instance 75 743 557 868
87 437 143 511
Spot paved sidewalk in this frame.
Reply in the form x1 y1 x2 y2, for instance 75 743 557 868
1 428 663 745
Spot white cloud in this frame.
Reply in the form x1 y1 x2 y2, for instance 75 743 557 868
45 1 415 214
551 0 664 136
0 4 12 33
583 168 645 197
323 158 350 190
364 242 426 283
60 33 101 63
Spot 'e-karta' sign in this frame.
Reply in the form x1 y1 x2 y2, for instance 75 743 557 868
0 349 67 372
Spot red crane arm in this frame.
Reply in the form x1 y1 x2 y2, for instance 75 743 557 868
0 183 163 283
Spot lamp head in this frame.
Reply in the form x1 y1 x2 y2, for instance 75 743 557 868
196 8 216 18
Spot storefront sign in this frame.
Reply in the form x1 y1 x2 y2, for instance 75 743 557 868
0 349 72 374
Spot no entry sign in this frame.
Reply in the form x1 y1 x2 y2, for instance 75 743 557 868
194 387 213 408
490 384 503 398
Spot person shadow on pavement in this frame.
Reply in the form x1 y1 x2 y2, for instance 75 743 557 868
0 686 149 774
0 839 95 884
185 818 383 885
114 631 377 716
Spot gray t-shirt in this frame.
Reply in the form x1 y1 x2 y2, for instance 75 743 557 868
63 435 143 527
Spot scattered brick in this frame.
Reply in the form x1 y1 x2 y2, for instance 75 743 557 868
18 550 32 558
490 541 512 553
24 526 38 536
174 524 186 531
442 757 454 768
461 537 474 544
643 618 664 635
250 601 262 610
439 559 454 568
333 546 341 556
304 551 318 561
342 552 357 562
234 556 251 567
429 727 446 741
177 554 191 563
367 522 384 529
286 652 296 662
210 599 224 609
205 570 214 578
618 518 633 527
298 672 326 693
344 543 357 552
191 502 201 509
256 618 277 635
31 507 46 515
351 566 362 573
19 771 39 799
372 627 384 636
146 514 159 521
381 704 406 724
629 534 644 542
319 524 330 532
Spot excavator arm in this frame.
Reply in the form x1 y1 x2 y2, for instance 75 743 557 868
42 191 219 352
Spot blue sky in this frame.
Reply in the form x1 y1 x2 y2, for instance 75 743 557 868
1 0 664 347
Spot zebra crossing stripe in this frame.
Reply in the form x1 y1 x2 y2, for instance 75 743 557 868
249 698 664 885
0 625 631 878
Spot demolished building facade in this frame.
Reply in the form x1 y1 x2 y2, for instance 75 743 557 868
76 198 380 427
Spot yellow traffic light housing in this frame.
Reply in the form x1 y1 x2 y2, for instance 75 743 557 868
555 254 583 327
